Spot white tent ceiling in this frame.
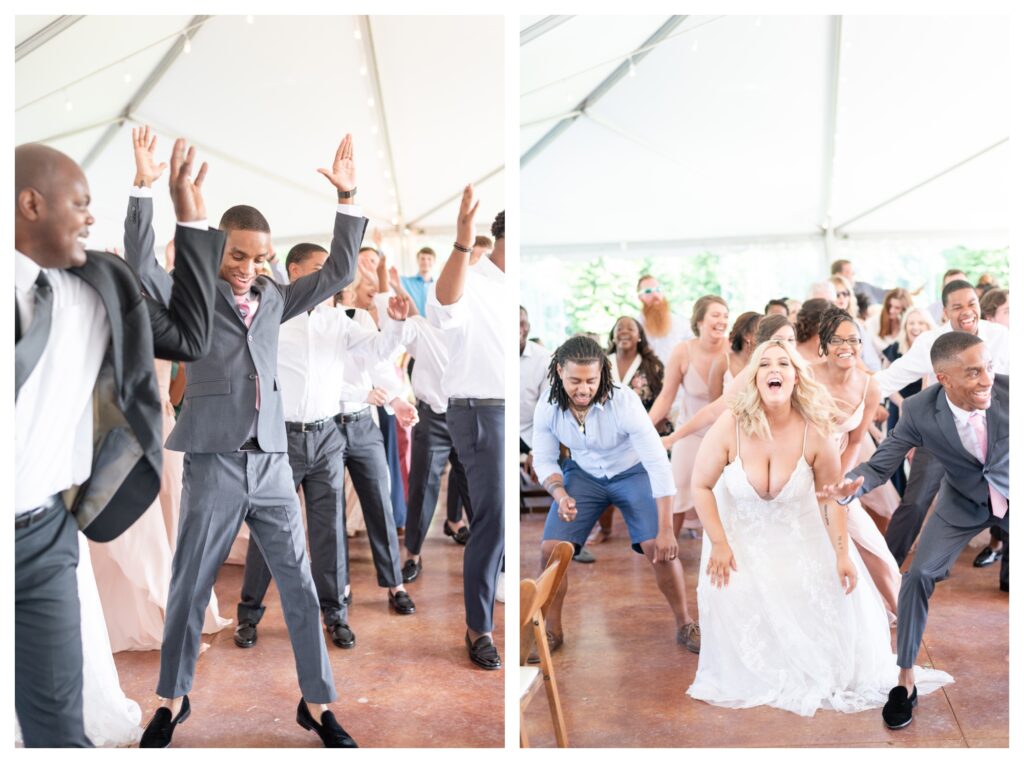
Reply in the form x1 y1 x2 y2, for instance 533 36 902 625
16 15 504 256
520 14 1009 249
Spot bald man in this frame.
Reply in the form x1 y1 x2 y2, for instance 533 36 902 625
15 142 222 746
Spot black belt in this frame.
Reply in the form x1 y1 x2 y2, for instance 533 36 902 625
286 414 342 433
338 408 371 424
15 493 65 529
448 397 504 408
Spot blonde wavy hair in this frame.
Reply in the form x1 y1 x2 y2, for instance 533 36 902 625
729 339 840 440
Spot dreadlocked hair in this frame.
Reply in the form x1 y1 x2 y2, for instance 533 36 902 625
817 306 857 357
547 334 615 411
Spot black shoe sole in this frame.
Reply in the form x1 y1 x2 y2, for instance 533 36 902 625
469 655 502 670
884 715 913 730
233 638 256 648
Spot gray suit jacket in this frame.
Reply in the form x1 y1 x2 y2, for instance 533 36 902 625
124 195 367 453
847 374 1009 529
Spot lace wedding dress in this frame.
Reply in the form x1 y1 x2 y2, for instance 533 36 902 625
687 426 952 717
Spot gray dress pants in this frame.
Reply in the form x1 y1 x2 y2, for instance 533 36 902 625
447 402 505 634
405 402 473 556
896 503 1008 667
239 425 348 626
158 451 336 703
15 501 93 747
885 447 946 567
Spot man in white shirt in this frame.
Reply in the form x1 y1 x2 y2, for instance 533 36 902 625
15 140 221 747
532 335 699 655
928 268 967 325
428 191 505 670
636 273 692 366
877 279 1011 565
234 242 410 650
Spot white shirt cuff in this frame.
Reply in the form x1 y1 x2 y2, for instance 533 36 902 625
129 186 153 198
176 219 208 231
336 204 363 218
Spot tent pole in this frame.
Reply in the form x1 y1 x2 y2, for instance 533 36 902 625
820 16 843 274
405 165 504 227
15 16 84 61
520 16 573 46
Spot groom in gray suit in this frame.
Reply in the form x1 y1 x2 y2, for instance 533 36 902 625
823 331 1008 729
128 134 367 748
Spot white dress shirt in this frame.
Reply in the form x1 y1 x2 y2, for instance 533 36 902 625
532 383 676 498
375 290 449 414
873 319 1010 398
520 341 551 448
339 307 405 413
278 302 403 423
944 396 988 463
15 251 112 513
427 255 505 400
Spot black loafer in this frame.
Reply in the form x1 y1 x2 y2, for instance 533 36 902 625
140 695 191 748
882 685 917 729
973 547 1002 567
234 621 257 648
444 522 471 545
328 622 356 649
388 589 416 615
296 699 358 748
466 632 502 670
402 558 422 583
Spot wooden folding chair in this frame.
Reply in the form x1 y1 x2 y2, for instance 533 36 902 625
519 541 573 747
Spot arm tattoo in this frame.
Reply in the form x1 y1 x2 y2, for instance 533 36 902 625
823 505 830 526
543 476 564 497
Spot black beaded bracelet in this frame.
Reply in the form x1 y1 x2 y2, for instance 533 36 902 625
337 187 357 200
452 241 472 253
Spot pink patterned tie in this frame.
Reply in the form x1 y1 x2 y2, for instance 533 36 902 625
969 411 1007 518
235 293 259 409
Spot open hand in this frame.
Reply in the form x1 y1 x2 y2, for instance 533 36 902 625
132 125 167 187
816 476 865 502
317 133 356 193
556 495 577 522
168 139 208 223
387 294 410 321
836 554 858 594
455 183 479 250
707 540 738 588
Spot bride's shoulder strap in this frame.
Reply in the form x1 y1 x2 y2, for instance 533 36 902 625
735 418 741 458
802 421 809 458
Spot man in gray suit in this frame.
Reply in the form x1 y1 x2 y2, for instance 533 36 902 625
822 332 1008 730
127 134 366 748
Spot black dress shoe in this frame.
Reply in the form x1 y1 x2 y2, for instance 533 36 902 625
882 685 917 729
234 621 257 648
343 590 352 607
388 589 416 614
296 699 358 748
328 622 356 649
402 558 422 583
140 695 191 748
466 632 502 670
444 521 470 545
973 547 1002 567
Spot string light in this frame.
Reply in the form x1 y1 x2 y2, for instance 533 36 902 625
691 40 699 52
377 149 385 159
359 63 368 76
370 124 378 135
183 35 191 54
389 188 396 197
246 15 254 24
390 216 398 225
367 96 375 108
383 169 391 179
123 73 132 84
628 57 636 77
64 97 73 111
353 28 361 41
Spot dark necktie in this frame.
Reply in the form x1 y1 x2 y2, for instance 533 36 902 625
15 272 54 398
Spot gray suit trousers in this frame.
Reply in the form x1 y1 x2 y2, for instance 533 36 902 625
885 447 946 567
405 403 472 556
15 502 93 747
447 403 505 634
239 426 349 626
896 503 1006 667
158 452 336 703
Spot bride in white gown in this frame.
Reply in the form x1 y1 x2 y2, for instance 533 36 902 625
16 536 141 747
686 340 951 717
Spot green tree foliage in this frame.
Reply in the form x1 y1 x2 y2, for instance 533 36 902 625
942 245 1009 288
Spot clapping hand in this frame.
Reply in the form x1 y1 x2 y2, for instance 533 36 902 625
168 139 208 223
386 294 410 321
455 184 479 250
816 476 865 502
132 125 167 187
317 133 357 194
706 540 738 588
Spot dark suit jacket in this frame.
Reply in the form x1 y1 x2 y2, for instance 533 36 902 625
848 374 1009 530
125 196 367 453
62 224 224 541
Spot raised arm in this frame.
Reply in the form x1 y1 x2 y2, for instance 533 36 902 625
146 139 223 360
807 427 857 594
663 366 748 449
124 125 173 304
279 134 367 321
648 340 688 426
434 184 479 306
873 329 934 397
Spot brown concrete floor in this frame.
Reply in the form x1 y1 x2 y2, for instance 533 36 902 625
115 514 505 747
520 512 1008 748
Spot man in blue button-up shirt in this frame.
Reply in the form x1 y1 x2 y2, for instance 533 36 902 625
531 335 701 656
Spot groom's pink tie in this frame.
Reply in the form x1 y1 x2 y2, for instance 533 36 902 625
235 293 260 409
969 411 1007 518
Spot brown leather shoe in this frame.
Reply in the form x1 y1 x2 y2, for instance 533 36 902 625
526 630 563 664
677 622 701 653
